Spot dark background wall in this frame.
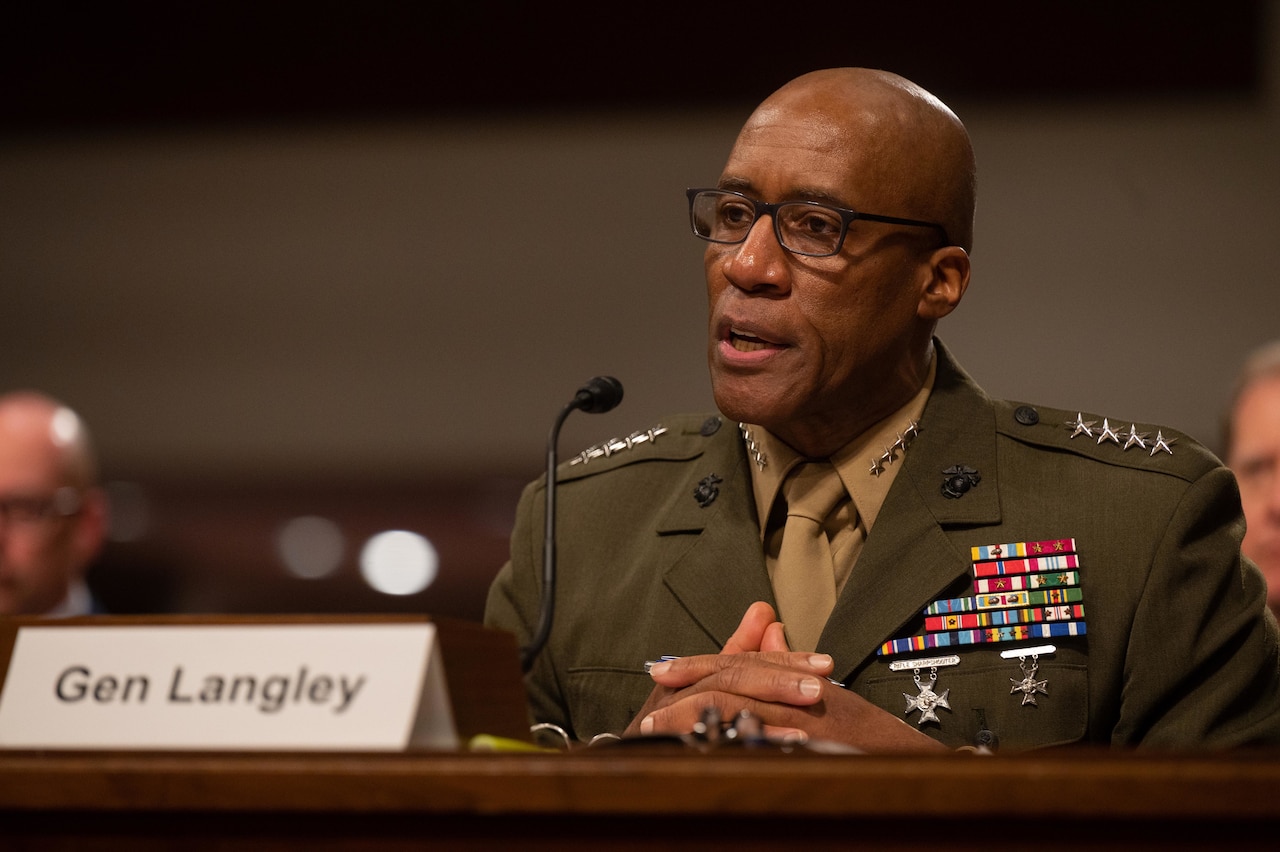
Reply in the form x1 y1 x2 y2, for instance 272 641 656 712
3 2 1277 619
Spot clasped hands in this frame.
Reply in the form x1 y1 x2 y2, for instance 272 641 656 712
623 601 946 753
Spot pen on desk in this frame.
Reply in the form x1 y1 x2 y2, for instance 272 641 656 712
644 655 847 687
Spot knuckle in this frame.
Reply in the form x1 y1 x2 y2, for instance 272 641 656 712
717 661 750 692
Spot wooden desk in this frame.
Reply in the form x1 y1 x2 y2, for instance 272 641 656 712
2 745 1278 849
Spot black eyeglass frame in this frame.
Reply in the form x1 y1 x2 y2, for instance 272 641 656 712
686 187 951 257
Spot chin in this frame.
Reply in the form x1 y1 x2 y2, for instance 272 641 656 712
712 383 786 430
711 387 750 424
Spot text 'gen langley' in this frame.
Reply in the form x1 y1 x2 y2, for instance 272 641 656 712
53 666 366 714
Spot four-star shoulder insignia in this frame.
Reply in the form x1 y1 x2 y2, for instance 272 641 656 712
1064 412 1176 457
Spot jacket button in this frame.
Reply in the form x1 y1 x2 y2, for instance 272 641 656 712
700 416 722 436
1014 405 1039 426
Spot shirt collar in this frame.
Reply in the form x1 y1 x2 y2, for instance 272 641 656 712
746 354 936 539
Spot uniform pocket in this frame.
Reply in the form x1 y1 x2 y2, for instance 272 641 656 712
566 666 658 741
863 658 1089 751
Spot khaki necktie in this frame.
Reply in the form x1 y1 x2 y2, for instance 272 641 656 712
772 462 850 652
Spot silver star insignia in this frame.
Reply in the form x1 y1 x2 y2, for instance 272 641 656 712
1122 424 1150 451
1065 413 1096 439
867 419 919 477
1095 418 1122 446
1149 430 1176 456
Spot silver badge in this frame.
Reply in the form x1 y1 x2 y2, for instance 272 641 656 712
903 666 951 726
1009 654 1049 706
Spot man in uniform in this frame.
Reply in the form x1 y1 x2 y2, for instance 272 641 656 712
485 68 1280 752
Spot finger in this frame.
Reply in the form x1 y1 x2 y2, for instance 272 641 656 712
720 601 779 655
638 685 828 738
650 656 830 708
760 620 791 653
760 723 811 745
638 692 768 736
649 650 834 688
624 686 677 737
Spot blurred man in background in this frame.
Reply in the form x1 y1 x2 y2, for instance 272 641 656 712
1225 341 1280 618
0 391 108 616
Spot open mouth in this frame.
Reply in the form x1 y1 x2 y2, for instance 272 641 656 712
729 328 784 352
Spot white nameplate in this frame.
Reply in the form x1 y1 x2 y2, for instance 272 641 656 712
0 623 457 751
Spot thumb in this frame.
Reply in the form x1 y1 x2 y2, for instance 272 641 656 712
721 601 779 655
760 620 792 653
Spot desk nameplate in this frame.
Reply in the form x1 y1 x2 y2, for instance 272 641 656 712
0 622 456 751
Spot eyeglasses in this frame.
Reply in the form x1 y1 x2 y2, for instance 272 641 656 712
0 487 82 529
686 188 950 257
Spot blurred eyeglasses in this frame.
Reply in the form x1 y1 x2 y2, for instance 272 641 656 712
0 487 82 529
686 188 950 258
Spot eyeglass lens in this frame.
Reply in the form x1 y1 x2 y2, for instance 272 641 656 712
690 190 847 256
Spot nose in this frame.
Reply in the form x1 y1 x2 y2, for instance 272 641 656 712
720 215 792 295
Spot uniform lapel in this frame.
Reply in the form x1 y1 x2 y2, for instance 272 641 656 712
820 343 1004 677
658 431 777 647
646 343 1002 666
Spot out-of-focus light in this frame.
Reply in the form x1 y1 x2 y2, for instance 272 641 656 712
359 530 437 596
49 406 83 448
277 515 345 579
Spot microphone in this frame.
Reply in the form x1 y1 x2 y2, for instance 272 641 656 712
520 376 624 673
573 375 624 414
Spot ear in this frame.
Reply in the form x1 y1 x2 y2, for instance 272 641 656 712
917 246 970 321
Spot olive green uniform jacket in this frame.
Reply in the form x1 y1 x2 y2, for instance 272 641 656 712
485 343 1280 751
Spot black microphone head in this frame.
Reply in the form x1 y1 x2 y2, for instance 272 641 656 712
574 376 624 413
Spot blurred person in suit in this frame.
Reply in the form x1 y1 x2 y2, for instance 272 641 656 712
1224 341 1280 618
0 390 108 616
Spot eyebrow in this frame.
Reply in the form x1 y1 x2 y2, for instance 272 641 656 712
716 178 854 209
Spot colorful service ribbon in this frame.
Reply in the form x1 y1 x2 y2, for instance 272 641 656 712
879 538 1088 657
924 604 1085 633
879 621 1087 656
970 539 1076 561
925 587 1084 615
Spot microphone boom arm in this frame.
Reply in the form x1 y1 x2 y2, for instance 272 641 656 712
520 376 623 673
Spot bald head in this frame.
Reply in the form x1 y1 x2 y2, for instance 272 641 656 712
745 68 976 252
705 67 976 457
0 390 107 616
0 391 98 488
